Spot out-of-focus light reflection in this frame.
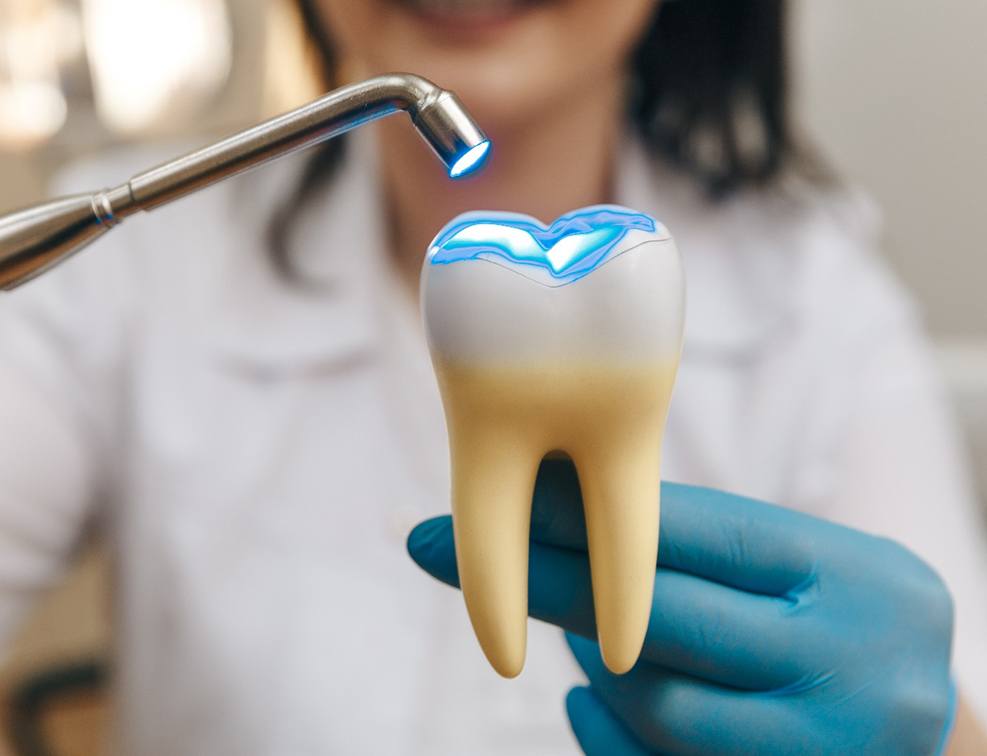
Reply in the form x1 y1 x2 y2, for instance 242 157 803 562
0 81 67 148
0 0 77 149
81 0 231 135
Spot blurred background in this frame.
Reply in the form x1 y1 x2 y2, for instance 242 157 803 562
0 0 985 752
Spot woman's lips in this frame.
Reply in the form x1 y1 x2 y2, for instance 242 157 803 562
393 0 542 28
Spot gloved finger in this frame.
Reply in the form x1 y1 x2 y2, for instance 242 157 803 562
407 516 461 586
408 517 808 690
530 459 816 596
566 686 651 756
566 633 811 756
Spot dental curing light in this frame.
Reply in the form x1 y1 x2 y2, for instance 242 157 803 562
0 73 490 290
449 140 491 178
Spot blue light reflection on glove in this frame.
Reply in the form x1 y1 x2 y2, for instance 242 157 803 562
407 460 955 755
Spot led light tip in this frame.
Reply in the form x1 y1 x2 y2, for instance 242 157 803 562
449 140 491 178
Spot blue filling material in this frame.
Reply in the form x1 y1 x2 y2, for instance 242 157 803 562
428 205 659 284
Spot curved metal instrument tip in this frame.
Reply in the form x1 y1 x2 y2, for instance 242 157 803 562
412 90 491 178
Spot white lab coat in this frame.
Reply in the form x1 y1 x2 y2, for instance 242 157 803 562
1 133 985 755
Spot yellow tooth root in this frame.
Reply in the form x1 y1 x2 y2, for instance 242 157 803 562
435 360 676 677
448 424 541 678
573 445 662 674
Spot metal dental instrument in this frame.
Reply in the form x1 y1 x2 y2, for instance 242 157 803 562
0 73 491 291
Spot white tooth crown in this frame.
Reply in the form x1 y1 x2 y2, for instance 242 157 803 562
421 205 685 677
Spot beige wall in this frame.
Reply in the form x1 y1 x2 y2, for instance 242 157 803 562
794 0 987 339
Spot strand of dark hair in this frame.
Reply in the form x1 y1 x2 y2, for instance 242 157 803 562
632 0 791 197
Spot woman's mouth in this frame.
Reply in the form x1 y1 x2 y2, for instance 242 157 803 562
393 0 543 28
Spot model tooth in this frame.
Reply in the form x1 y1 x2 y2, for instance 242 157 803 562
421 206 685 676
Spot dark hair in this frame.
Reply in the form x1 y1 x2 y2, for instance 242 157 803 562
270 0 797 276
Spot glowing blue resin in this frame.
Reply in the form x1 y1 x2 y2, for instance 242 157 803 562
428 206 658 284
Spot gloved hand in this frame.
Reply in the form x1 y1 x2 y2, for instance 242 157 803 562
407 459 956 755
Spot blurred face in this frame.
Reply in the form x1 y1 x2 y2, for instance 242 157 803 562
316 0 659 131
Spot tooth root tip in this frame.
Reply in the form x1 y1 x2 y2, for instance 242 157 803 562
602 657 636 676
486 651 525 679
495 663 524 679
600 643 643 675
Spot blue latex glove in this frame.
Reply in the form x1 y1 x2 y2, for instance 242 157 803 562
407 459 956 755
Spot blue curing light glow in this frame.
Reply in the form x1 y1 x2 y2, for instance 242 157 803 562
449 140 491 178
428 205 659 284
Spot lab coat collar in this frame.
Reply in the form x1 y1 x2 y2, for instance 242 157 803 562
207 132 795 374
205 134 391 375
